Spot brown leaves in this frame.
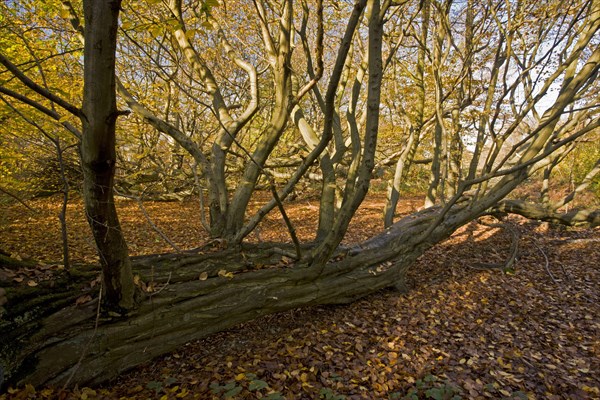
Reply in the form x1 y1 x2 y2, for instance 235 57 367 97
1 262 59 288
75 294 93 306
2 195 599 398
103 218 600 398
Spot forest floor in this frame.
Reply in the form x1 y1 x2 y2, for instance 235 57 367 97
0 193 599 399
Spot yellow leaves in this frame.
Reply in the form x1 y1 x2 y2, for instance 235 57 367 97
149 25 163 38
582 385 600 395
218 269 234 279
8 384 35 396
79 388 97 400
134 274 153 292
497 356 512 369
121 21 134 30
59 8 71 19
185 29 200 40
235 373 246 381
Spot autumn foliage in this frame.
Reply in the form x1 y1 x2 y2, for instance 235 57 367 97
1 195 599 398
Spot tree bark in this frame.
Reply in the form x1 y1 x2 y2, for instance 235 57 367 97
492 200 600 227
0 206 461 390
81 0 134 311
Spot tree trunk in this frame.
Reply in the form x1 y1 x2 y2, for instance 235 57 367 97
0 206 465 389
493 200 600 227
81 0 134 311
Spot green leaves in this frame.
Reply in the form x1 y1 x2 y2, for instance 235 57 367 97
223 385 242 398
319 387 346 400
209 376 282 399
248 379 269 391
210 381 240 397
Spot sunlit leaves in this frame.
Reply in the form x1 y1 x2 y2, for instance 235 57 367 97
0 0 82 195
2 193 599 398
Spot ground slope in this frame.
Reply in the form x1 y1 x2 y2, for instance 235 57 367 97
0 196 598 399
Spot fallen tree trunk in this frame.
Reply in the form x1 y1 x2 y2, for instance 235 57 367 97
0 206 454 390
493 200 600 227
3 199 596 390
0 198 597 385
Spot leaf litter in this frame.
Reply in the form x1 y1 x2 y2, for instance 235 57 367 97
0 194 598 399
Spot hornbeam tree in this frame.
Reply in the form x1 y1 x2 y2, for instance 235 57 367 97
80 0 135 311
0 0 599 389
0 0 134 312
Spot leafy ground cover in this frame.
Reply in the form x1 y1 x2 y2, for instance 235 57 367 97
0 194 599 399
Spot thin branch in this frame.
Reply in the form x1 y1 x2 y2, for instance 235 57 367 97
474 220 520 271
0 186 37 212
115 190 183 253
269 177 301 259
532 239 558 284
0 88 82 139
192 163 211 233
207 106 302 257
0 52 83 119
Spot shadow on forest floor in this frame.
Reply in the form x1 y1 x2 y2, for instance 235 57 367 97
1 195 599 399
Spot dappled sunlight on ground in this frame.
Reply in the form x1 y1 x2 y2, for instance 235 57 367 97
1 194 598 398
0 193 422 263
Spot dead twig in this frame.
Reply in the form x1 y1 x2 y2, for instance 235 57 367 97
531 239 559 284
469 220 519 271
269 177 302 260
115 189 182 253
